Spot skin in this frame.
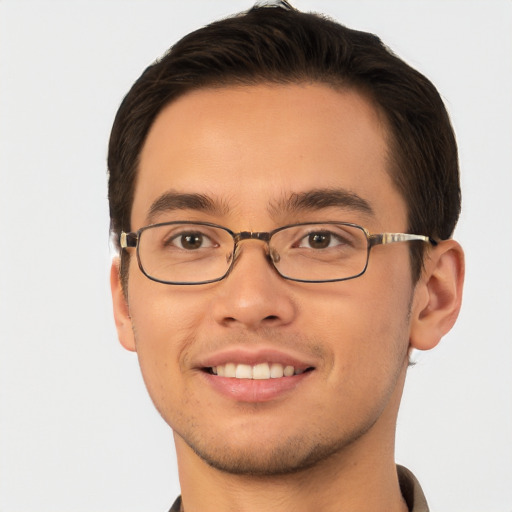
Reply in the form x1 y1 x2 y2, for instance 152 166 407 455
111 83 464 512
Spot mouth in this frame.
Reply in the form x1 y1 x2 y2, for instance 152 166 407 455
204 362 315 379
197 348 317 402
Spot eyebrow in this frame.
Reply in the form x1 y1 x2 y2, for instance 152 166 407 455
145 187 374 225
146 191 229 224
269 188 375 217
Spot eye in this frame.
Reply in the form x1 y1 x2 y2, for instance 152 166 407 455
305 232 332 249
298 231 346 249
167 231 215 250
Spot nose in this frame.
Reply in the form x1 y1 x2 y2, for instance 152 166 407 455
211 240 297 330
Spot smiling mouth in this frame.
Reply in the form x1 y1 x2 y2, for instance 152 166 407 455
204 362 315 380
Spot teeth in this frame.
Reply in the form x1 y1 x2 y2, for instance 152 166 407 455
251 363 269 379
270 363 284 378
225 363 236 378
235 364 252 379
283 365 294 377
211 362 306 380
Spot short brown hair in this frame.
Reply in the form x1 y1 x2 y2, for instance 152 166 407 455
108 3 460 283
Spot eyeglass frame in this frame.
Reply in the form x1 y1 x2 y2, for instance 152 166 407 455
120 220 437 285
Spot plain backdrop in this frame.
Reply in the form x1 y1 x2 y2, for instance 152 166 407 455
0 1 511 511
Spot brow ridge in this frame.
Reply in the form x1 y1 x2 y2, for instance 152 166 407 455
269 188 374 217
146 188 373 226
147 191 228 224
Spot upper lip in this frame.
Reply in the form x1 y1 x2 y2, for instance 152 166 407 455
195 346 317 371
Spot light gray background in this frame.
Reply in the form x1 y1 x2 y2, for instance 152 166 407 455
0 1 511 511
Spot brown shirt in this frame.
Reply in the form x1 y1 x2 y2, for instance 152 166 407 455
168 465 429 512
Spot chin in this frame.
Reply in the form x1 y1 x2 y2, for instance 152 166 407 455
179 424 369 477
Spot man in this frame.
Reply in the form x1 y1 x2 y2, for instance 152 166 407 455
108 2 464 511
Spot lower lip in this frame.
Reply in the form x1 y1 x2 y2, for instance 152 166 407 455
201 371 313 403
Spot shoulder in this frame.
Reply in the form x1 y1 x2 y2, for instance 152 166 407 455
397 465 429 512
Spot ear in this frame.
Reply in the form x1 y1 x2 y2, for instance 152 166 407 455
110 258 136 352
409 240 465 351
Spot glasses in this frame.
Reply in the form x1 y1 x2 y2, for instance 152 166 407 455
120 221 437 285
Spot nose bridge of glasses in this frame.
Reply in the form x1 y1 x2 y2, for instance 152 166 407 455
235 231 271 243
232 231 280 264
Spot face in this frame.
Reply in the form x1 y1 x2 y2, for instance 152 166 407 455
114 84 418 475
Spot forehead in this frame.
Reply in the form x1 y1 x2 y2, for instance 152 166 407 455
133 83 406 230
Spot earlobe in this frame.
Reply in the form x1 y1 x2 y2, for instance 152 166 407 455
110 258 136 352
410 240 465 351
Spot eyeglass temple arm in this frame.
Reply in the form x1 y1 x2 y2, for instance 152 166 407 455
368 233 438 248
120 232 138 249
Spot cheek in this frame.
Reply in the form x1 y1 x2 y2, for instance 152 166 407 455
127 280 210 394
301 265 412 381
128 261 209 339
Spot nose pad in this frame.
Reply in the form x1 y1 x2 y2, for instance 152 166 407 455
269 247 280 264
227 239 279 277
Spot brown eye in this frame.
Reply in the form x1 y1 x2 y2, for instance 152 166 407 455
179 233 204 250
307 232 332 249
